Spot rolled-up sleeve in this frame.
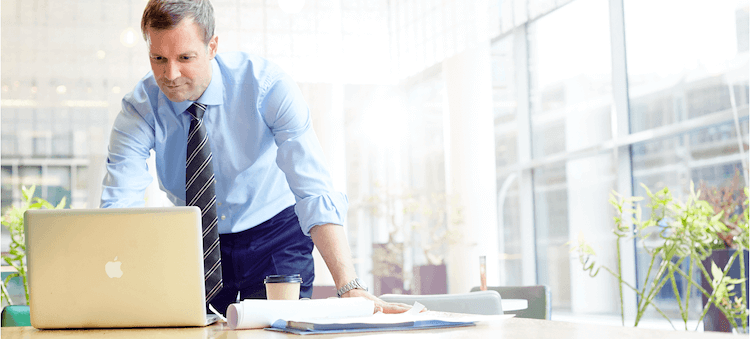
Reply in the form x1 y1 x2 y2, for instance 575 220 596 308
260 72 348 235
100 95 156 208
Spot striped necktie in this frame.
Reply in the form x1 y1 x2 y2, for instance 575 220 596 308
186 102 223 303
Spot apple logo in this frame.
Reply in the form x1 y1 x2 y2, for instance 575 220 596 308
105 256 123 278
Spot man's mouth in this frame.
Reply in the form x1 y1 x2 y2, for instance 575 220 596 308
163 82 184 90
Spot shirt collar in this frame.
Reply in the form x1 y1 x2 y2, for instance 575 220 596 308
169 58 224 115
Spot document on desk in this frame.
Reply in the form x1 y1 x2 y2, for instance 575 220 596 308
226 298 375 330
267 303 515 335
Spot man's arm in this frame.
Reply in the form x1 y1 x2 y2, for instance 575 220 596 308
309 223 413 314
260 71 412 313
101 95 156 208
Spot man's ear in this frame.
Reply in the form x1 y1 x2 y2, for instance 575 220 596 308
208 35 218 59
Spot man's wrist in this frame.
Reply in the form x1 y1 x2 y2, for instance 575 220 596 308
336 278 368 297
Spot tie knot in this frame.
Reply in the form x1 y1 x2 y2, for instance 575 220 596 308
187 102 207 120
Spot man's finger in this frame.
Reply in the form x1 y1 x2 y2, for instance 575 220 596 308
380 302 413 314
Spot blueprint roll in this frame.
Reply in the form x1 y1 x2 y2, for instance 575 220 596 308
226 297 375 330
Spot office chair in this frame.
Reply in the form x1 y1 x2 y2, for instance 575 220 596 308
1 305 31 327
379 290 503 315
470 285 551 319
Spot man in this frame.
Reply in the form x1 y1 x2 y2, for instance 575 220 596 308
101 0 410 315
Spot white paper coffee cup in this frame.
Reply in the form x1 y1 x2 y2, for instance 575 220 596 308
264 274 302 300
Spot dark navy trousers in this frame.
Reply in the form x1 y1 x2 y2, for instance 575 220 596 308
208 205 314 315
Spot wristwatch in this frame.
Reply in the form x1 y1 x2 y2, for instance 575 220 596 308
336 278 368 297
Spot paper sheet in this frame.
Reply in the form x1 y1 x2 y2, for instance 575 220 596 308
287 309 513 326
226 297 375 330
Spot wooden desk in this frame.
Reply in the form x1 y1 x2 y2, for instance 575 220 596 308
1 316 736 338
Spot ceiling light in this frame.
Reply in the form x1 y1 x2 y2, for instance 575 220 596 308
120 28 137 48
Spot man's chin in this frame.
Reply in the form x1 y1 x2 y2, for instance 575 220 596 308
161 90 188 103
156 84 188 102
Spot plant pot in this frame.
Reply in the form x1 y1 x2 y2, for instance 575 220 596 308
374 276 404 296
412 264 447 295
701 249 749 332
1 305 30 327
371 243 404 295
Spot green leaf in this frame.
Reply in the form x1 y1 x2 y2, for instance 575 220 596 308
56 197 67 209
710 210 724 223
689 181 695 196
640 183 654 198
724 277 745 284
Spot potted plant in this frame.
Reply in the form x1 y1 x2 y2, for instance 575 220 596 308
364 186 463 295
371 237 405 295
1 185 66 326
405 193 463 295
698 172 749 332
569 181 748 332
365 185 408 295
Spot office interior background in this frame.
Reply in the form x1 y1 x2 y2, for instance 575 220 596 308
2 0 749 327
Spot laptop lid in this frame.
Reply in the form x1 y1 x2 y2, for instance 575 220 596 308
24 207 215 329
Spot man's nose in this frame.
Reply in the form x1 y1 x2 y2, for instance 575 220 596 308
165 61 180 81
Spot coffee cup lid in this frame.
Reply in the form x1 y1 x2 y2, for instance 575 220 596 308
264 274 303 284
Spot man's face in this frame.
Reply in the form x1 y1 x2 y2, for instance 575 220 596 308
147 18 218 102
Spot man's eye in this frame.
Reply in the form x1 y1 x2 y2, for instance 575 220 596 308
181 56 192 60
152 56 164 61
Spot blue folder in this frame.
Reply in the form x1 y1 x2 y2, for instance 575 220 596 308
266 318 475 335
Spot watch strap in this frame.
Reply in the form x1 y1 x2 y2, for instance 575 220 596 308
336 278 368 297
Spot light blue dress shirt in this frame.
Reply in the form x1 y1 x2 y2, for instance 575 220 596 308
101 51 348 236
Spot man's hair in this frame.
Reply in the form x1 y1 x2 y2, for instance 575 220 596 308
141 0 215 45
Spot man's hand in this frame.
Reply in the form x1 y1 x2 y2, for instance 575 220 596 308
341 288 414 314
309 224 416 314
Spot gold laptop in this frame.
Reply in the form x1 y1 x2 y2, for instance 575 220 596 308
24 207 219 329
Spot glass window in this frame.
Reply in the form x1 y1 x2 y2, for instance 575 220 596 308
33 109 52 158
527 0 618 314
46 166 71 208
498 174 522 285
51 134 72 157
534 153 619 314
403 71 447 267
75 165 88 190
1 109 17 157
17 118 33 158
625 0 750 319
52 110 72 157
491 35 523 285
625 0 749 133
2 134 17 156
2 166 12 213
527 0 613 159
32 136 49 157
532 162 571 309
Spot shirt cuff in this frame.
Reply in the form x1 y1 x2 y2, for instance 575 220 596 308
294 192 349 236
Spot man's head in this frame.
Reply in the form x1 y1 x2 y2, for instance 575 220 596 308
141 0 218 102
